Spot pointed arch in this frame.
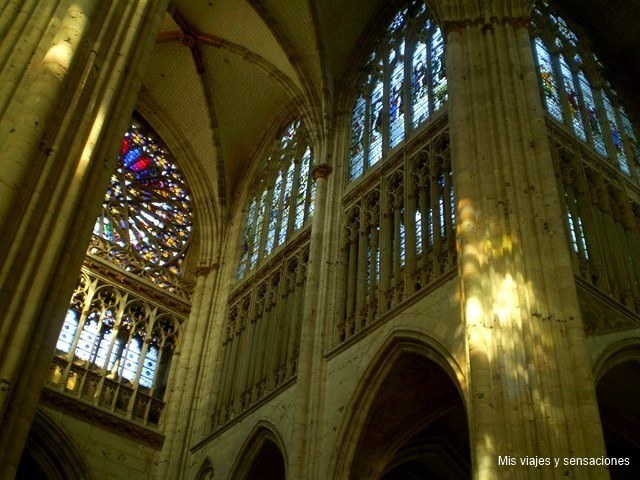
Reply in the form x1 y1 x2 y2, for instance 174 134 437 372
331 331 468 479
593 340 640 478
593 337 640 385
195 457 214 480
228 421 287 480
136 92 221 269
17 409 93 480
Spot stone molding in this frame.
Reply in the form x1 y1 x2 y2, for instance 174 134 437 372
311 163 333 181
442 15 530 35
195 262 220 277
40 388 165 450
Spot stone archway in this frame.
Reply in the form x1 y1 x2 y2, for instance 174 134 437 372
229 424 287 480
334 337 470 480
16 409 92 480
596 358 640 479
245 439 286 480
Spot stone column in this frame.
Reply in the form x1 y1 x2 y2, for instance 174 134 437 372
158 263 219 480
0 1 169 478
429 0 608 478
289 162 332 480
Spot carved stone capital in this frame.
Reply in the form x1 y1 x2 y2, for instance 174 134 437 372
430 0 532 28
311 163 333 181
442 15 530 35
196 262 220 277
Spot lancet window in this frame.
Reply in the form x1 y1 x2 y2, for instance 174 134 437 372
49 272 182 426
339 2 453 344
533 4 640 314
550 123 640 314
348 0 446 182
49 119 192 427
213 117 315 430
532 4 640 181
236 119 315 280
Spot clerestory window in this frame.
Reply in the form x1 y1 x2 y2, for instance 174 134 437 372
348 0 447 182
236 119 315 280
338 1 454 344
532 3 640 181
537 3 640 314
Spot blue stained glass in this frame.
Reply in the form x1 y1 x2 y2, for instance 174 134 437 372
123 147 144 170
388 9 406 33
415 209 423 256
578 72 606 156
427 209 434 247
348 1 444 183
94 327 115 369
120 339 141 382
94 122 192 272
412 41 429 128
566 202 589 260
295 149 311 229
265 172 283 255
534 38 563 121
603 93 630 175
399 219 406 267
553 15 579 46
250 190 267 269
369 78 384 166
621 109 640 164
139 345 158 388
431 28 447 110
389 60 405 149
277 162 295 246
56 310 79 353
350 96 366 180
534 6 640 181
75 318 98 362
559 55 586 141
238 119 314 279
439 194 446 237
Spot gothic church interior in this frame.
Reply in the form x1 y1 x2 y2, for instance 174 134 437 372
1 0 640 479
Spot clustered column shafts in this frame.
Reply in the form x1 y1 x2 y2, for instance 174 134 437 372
208 238 309 430
159 263 218 480
289 162 332 480
337 127 456 344
434 0 609 477
0 1 170 478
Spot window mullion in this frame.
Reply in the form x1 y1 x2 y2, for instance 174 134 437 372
382 51 391 154
289 158 303 235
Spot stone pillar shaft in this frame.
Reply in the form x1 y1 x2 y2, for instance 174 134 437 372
158 265 218 479
289 161 332 480
0 1 169 478
432 0 608 477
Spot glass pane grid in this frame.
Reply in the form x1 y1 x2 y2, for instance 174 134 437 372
237 121 315 278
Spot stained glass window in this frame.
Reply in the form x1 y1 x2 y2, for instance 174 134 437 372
52 274 181 425
348 0 446 182
93 120 193 272
532 5 640 181
236 119 315 280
